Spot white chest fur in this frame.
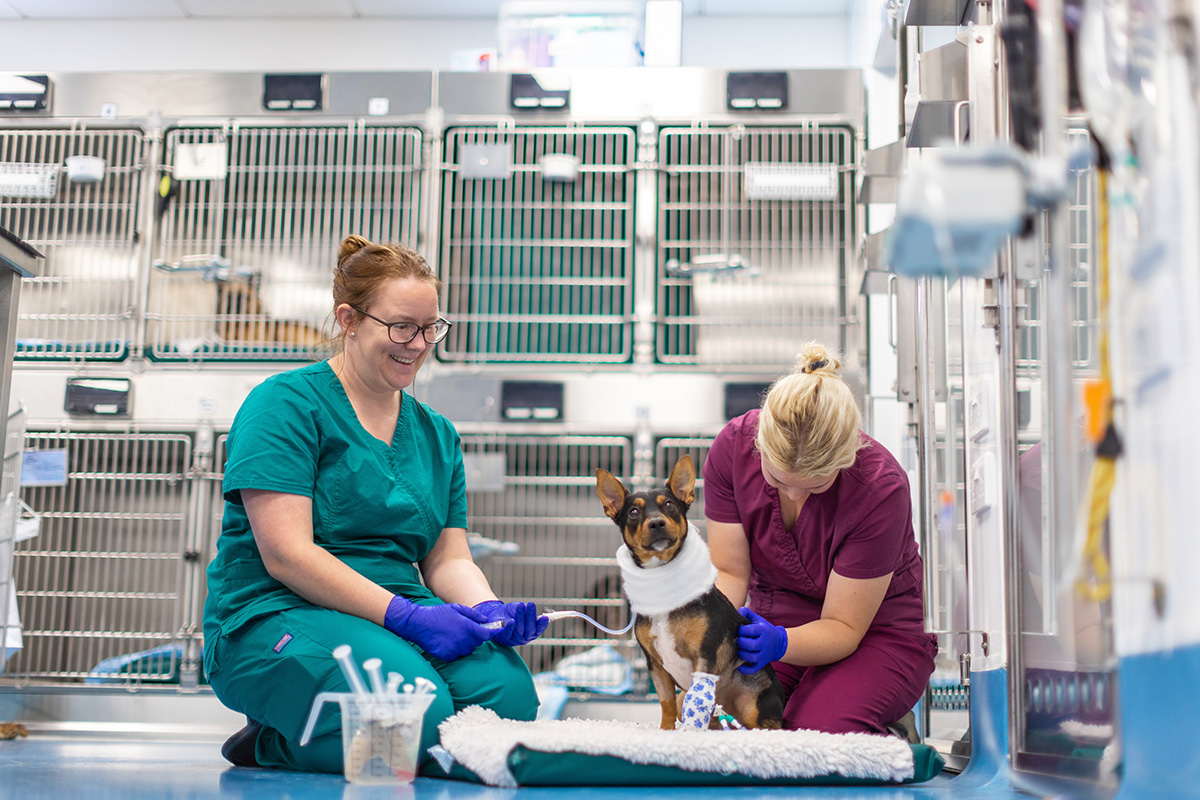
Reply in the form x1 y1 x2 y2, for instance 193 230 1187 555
645 614 697 690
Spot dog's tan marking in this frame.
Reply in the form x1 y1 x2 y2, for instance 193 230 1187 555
673 615 710 664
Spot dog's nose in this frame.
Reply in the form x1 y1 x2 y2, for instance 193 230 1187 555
645 517 673 551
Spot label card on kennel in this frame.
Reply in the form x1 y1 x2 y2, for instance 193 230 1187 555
20 448 68 487
65 377 131 417
459 143 512 179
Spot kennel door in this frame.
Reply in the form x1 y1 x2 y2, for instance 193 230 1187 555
10 432 193 684
656 125 857 367
148 124 423 361
438 126 636 364
0 127 146 361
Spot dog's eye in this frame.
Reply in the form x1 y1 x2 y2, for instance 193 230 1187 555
628 507 639 518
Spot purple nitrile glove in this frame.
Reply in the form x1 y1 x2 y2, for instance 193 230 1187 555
736 607 788 674
383 596 495 661
473 600 550 647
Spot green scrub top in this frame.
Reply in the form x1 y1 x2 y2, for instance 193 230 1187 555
203 360 468 640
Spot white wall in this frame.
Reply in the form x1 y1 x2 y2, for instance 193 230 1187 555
0 16 855 72
680 16 850 68
0 19 502 71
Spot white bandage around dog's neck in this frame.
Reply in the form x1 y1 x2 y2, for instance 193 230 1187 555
616 523 719 617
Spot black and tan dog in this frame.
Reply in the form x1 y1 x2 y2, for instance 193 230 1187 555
596 455 784 730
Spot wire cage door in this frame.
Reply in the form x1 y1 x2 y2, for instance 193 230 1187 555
0 127 146 361
656 125 857 366
460 434 638 691
7 432 192 686
438 126 636 363
148 124 423 361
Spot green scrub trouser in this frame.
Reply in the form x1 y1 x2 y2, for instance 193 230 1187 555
207 604 539 773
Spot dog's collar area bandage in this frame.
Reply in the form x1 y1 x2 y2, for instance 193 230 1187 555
616 523 719 617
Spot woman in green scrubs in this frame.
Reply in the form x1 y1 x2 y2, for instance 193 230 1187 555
203 235 545 773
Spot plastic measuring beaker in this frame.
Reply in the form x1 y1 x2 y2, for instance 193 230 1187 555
300 690 435 785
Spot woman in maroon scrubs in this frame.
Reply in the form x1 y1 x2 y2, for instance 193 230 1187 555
704 343 937 735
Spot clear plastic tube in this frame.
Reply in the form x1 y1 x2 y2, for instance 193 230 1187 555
541 609 634 635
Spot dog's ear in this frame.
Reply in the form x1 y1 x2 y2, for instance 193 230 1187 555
667 454 696 507
595 469 628 520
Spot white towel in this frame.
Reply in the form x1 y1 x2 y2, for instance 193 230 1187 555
437 705 916 788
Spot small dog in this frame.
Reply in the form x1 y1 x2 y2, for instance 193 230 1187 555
596 455 784 730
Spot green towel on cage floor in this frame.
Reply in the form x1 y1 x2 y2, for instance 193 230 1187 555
433 706 944 787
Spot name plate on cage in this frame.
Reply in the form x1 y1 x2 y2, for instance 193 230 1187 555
173 142 228 181
742 162 840 201
0 162 58 198
459 143 512 179
20 449 67 487
463 453 507 493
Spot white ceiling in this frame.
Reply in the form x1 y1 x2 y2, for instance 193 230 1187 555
0 0 852 20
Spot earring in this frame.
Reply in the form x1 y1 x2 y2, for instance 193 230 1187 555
349 332 355 337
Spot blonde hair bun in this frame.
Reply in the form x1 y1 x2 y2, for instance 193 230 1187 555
757 341 863 478
794 343 842 376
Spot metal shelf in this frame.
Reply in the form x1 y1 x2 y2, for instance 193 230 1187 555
858 139 906 203
907 40 970 147
902 0 972 26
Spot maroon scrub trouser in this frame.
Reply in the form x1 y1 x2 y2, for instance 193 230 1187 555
771 627 936 734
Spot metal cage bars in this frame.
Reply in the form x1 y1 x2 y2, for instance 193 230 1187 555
148 124 424 361
656 126 857 365
438 127 636 363
7 432 193 684
1 120 859 367
1015 125 1098 377
5 430 725 694
0 127 145 360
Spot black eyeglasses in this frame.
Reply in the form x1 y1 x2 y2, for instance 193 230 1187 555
352 306 453 345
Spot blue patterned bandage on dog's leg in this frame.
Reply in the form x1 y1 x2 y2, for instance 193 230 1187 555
676 671 719 729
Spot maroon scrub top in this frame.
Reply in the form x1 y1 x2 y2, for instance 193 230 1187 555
703 410 934 642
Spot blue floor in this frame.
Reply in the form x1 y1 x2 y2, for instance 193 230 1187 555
0 733 1054 800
